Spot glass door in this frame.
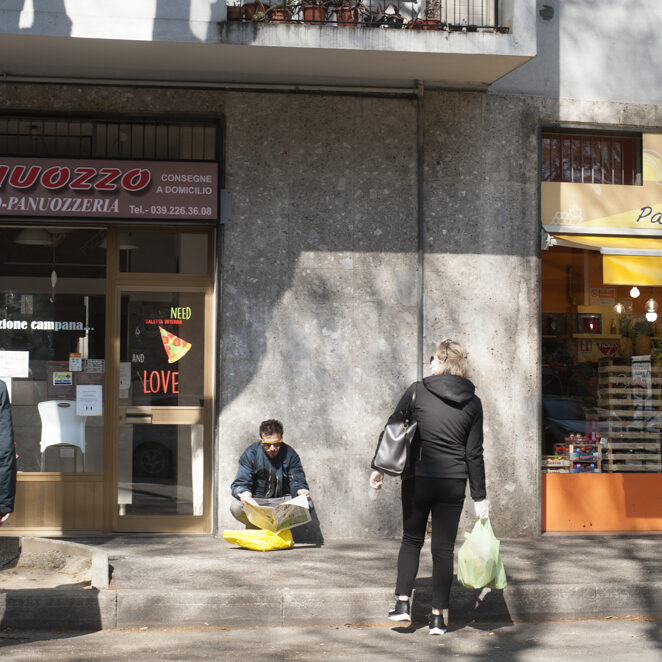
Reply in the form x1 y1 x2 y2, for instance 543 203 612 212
111 286 211 532
106 225 215 533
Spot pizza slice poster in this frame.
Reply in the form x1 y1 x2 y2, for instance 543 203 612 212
159 326 192 363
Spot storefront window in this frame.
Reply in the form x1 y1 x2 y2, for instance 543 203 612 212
0 228 106 473
118 231 209 274
542 246 662 475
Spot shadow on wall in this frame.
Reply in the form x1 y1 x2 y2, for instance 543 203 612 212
5 0 72 36
153 0 224 42
3 1 223 42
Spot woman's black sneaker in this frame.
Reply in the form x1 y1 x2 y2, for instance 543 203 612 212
388 599 411 622
429 612 446 635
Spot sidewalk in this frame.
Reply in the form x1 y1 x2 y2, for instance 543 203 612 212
2 534 662 630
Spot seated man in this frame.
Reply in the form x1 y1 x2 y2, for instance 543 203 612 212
230 418 310 527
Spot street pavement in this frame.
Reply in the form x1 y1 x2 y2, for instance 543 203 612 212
0 618 661 661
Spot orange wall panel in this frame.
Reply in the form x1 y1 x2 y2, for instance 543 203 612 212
542 473 662 532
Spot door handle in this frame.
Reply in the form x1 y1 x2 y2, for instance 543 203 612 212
125 414 153 424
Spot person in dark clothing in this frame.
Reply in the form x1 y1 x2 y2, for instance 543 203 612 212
0 379 17 526
370 339 490 635
230 419 310 526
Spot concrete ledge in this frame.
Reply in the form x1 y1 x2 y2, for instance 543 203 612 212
18 537 109 590
0 588 116 630
3 581 661 630
110 582 662 628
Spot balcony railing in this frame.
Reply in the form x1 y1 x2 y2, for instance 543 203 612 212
227 1 506 31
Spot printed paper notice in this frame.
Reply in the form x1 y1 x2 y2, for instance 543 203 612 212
119 362 132 390
76 384 103 416
85 359 105 374
69 352 82 372
0 350 29 378
53 371 73 386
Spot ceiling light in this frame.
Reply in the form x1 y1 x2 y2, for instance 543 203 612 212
100 233 138 250
613 301 625 315
630 286 641 298
646 310 658 323
645 298 659 313
14 228 53 245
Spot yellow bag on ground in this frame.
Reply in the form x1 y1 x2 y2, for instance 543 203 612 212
222 528 294 551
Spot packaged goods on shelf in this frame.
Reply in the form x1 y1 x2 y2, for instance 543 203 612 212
569 462 601 473
598 357 662 472
541 454 570 473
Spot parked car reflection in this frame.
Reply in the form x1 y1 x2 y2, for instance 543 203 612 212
542 397 589 454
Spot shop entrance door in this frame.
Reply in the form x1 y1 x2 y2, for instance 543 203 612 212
109 284 213 533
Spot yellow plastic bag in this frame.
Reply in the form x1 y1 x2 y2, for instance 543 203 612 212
457 518 507 589
222 528 294 551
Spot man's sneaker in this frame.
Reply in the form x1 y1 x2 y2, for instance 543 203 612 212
429 613 446 635
388 599 411 622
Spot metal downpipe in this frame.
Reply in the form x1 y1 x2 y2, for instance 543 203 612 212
416 83 425 381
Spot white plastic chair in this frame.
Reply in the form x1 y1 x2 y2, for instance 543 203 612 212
38 400 86 471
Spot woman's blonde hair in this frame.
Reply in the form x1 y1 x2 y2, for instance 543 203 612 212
430 339 469 377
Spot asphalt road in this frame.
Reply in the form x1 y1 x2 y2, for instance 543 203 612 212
1 618 661 661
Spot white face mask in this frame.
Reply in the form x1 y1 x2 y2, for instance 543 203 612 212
430 357 443 375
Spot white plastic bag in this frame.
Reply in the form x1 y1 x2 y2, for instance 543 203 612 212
457 518 507 589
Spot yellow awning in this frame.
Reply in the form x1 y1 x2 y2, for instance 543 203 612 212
552 234 662 252
549 233 662 286
603 255 662 286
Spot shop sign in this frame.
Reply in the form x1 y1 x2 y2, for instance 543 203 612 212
0 317 87 331
0 156 218 221
542 133 662 236
589 287 615 306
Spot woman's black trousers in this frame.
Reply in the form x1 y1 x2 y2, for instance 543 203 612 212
395 476 466 610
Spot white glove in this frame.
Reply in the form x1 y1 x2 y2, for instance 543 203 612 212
369 470 384 490
239 491 252 503
474 498 490 521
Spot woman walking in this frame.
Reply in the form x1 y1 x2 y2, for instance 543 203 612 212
370 339 490 635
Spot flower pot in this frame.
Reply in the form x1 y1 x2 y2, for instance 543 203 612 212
243 2 268 20
302 5 327 25
268 7 292 21
335 7 358 26
227 6 243 20
411 18 441 30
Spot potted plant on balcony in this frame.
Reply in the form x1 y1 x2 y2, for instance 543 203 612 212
267 0 298 21
410 0 441 30
301 0 328 25
243 0 269 20
332 0 359 26
227 0 243 20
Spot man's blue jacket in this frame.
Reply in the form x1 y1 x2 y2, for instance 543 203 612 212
0 380 16 515
231 441 309 500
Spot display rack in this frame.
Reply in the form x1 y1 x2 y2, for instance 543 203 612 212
598 358 662 472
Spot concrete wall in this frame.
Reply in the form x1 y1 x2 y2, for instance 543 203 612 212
218 89 544 538
491 0 662 105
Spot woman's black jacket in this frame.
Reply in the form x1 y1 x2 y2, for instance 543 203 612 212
392 374 486 500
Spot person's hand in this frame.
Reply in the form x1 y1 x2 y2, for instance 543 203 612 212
297 489 310 498
239 491 252 504
474 498 490 521
0 513 10 527
369 470 384 490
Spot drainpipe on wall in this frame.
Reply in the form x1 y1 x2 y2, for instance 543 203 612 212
416 83 425 381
